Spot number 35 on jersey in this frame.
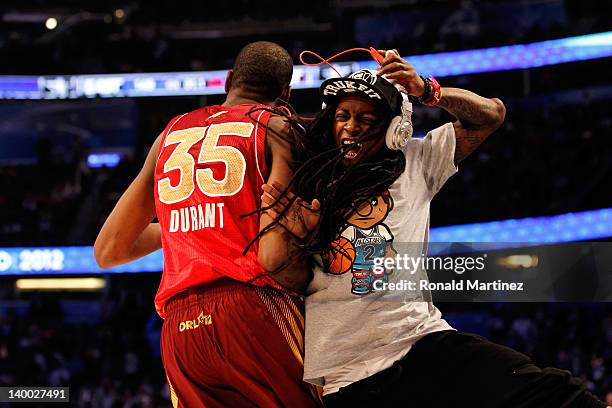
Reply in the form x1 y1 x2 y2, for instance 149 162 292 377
157 122 254 204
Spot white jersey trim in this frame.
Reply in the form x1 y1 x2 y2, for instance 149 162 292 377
156 112 188 163
254 109 267 185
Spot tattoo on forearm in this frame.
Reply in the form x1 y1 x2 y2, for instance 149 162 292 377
453 130 486 163
437 88 501 128
459 130 484 147
437 88 505 163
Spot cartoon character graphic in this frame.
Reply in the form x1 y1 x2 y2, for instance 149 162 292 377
325 190 397 295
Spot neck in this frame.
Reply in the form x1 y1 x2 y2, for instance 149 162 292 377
223 89 275 107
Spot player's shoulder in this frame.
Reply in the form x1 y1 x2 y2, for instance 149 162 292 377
184 104 225 120
264 111 294 142
168 104 237 129
165 105 211 125
267 113 289 133
268 110 308 139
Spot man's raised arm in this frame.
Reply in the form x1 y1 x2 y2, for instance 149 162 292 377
258 115 318 293
436 88 505 164
377 51 506 164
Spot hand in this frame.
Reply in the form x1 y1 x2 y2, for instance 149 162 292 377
384 245 397 275
261 182 321 239
376 50 425 97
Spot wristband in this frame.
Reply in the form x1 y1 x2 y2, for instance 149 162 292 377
411 75 442 106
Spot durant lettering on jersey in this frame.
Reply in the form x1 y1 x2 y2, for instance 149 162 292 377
168 203 225 232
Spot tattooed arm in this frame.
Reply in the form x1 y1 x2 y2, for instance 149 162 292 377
258 114 314 293
377 51 506 164
437 88 506 164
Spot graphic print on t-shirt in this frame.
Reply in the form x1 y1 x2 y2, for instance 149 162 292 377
324 190 397 295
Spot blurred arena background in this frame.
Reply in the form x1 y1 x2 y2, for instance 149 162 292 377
0 0 611 406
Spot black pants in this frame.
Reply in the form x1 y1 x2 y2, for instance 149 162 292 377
323 331 605 408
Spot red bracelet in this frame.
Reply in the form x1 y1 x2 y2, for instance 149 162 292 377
421 76 442 106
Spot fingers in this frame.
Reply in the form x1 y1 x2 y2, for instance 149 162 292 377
377 49 399 56
262 207 282 220
262 183 281 198
262 208 296 234
261 183 320 235
270 182 295 200
376 48 417 80
376 49 400 64
261 191 278 208
262 183 292 208
261 192 291 216
379 55 402 71
378 61 406 76
384 72 414 86
295 197 321 212
378 61 413 77
384 71 424 96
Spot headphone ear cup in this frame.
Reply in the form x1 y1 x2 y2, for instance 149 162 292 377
385 115 403 150
385 96 413 150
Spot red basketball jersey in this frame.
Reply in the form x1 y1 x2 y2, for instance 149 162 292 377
153 104 280 318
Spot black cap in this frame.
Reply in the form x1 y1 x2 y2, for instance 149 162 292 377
319 69 401 115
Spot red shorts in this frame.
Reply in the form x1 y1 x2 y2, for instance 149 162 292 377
160 278 321 408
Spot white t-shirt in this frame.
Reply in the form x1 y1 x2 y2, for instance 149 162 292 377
304 122 458 395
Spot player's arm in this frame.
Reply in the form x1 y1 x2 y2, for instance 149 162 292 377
258 115 313 293
377 51 506 164
94 135 162 269
436 88 505 164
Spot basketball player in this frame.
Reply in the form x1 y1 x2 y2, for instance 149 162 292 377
94 42 321 407
262 51 609 407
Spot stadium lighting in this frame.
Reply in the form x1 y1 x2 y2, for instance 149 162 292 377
429 207 612 243
0 208 609 275
1 30 611 100
16 277 106 291
496 255 539 269
114 9 125 20
45 17 58 30
87 152 122 168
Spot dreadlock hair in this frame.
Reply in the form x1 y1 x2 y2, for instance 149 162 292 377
290 101 406 259
242 99 406 275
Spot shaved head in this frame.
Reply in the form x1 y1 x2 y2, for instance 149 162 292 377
231 41 293 102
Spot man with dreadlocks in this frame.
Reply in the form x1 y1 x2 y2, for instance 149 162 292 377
263 51 609 407
95 41 321 407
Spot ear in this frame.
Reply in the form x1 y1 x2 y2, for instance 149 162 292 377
225 71 233 93
280 85 291 104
